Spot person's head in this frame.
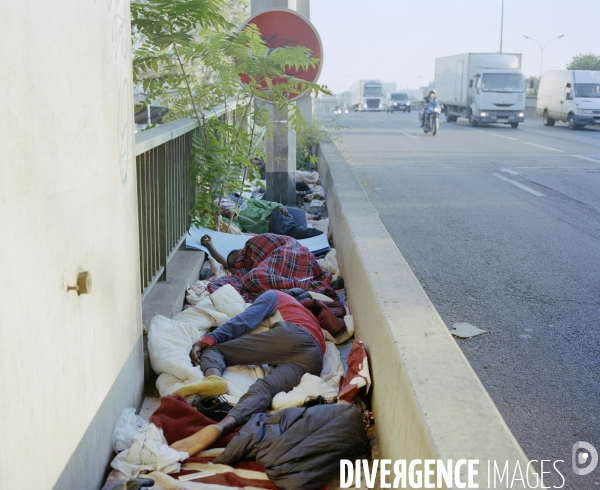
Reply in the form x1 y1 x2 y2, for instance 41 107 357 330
428 89 436 99
221 208 235 219
226 249 240 269
216 197 236 219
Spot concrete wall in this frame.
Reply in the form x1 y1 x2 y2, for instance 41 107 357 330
0 2 143 489
319 143 533 486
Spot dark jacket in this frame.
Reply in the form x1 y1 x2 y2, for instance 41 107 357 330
214 404 369 490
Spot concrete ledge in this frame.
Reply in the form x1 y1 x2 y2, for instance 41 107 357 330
141 242 206 396
319 142 531 485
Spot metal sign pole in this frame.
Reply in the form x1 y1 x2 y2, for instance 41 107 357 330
249 0 314 205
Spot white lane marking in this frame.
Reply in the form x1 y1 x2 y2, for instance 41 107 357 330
489 133 519 141
399 131 418 139
492 173 545 197
498 168 520 175
525 142 563 153
573 154 600 164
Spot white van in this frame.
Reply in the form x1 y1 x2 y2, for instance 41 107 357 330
385 92 411 113
536 70 600 129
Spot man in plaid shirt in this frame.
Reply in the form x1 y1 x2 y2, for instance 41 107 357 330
203 233 337 302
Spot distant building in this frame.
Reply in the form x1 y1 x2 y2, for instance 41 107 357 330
402 89 425 100
314 94 339 113
382 82 397 94
339 91 352 110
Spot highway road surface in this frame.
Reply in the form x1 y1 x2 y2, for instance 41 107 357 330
321 110 600 488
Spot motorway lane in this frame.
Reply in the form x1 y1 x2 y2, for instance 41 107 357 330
322 111 600 488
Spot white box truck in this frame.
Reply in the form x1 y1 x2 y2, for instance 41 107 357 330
351 80 385 112
434 53 526 128
536 70 600 129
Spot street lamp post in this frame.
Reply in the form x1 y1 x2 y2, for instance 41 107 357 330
523 34 565 78
499 0 504 52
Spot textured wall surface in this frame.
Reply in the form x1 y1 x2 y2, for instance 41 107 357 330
0 2 143 488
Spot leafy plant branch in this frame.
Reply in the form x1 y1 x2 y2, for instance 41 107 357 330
131 0 331 228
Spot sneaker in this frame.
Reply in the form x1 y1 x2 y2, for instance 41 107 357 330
192 395 234 422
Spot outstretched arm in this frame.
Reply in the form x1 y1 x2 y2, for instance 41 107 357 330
189 290 279 365
200 235 228 268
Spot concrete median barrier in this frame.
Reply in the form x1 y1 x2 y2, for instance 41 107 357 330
319 142 534 487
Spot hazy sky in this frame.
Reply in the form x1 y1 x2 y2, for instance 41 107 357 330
309 0 600 94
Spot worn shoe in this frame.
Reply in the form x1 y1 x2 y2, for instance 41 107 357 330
172 375 228 398
330 276 345 291
283 288 311 300
199 260 213 280
192 395 234 422
303 395 335 407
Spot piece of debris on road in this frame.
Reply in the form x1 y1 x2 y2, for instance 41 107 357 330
450 322 487 339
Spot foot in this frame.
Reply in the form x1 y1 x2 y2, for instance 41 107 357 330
170 425 223 456
171 375 227 398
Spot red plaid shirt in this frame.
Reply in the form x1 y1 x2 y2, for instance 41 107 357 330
208 234 336 302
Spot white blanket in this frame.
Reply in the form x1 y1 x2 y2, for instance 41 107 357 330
111 424 188 478
148 285 344 408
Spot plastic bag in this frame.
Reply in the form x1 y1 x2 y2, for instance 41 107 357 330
112 407 148 453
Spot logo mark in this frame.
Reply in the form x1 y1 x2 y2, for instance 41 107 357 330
572 441 598 476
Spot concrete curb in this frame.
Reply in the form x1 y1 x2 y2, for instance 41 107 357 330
319 142 532 486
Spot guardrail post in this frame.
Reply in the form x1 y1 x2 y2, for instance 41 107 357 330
157 142 167 281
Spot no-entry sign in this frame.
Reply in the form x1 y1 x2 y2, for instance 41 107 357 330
239 9 323 101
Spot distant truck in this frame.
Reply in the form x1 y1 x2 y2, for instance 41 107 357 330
434 53 525 128
536 70 600 129
351 80 385 112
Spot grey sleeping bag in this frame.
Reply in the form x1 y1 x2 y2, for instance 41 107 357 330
214 404 369 490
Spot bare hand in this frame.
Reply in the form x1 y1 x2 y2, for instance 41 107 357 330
200 235 212 248
278 206 289 216
190 341 209 366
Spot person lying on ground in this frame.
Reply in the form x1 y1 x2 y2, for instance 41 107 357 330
201 233 338 302
220 197 330 241
170 289 325 456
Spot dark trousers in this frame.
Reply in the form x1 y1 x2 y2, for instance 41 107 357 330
200 321 323 425
268 211 323 240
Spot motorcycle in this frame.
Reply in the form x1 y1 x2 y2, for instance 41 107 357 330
420 100 442 135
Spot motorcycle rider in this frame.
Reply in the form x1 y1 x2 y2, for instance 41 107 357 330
421 89 437 127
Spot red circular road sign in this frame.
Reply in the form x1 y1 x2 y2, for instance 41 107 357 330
239 9 323 101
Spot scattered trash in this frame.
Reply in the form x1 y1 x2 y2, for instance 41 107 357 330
449 322 487 339
112 407 149 453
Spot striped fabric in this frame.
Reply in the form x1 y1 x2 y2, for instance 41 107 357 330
102 395 277 490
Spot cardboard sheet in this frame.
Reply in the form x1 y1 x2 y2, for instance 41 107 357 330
186 225 330 257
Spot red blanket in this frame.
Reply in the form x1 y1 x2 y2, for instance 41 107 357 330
102 395 277 489
103 396 329 490
208 234 336 302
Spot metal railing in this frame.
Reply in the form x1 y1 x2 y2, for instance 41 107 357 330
134 103 242 300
